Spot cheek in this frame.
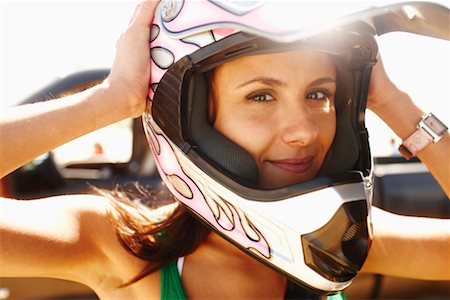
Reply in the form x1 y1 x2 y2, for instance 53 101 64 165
214 109 272 160
317 109 337 153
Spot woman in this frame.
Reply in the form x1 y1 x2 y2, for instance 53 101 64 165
1 1 449 299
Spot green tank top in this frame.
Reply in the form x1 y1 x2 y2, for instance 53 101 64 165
159 261 346 300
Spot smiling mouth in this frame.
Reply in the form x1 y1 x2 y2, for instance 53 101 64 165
269 157 314 174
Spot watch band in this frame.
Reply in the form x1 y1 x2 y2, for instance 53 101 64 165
399 113 448 160
399 127 433 159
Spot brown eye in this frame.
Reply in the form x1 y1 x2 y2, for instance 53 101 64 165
306 91 328 100
247 92 274 102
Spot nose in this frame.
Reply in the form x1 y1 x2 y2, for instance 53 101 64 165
280 106 320 147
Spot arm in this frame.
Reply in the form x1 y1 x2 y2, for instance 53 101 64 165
0 194 150 291
0 86 129 178
367 56 450 197
0 195 111 281
0 0 158 179
363 56 450 280
363 207 450 280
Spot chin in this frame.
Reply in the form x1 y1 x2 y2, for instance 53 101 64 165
259 174 315 190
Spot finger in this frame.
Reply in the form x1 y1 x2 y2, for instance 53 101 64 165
128 0 159 26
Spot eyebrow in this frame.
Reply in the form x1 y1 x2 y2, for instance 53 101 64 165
236 76 287 89
307 77 336 88
236 76 336 89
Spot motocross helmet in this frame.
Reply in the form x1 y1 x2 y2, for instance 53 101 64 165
143 0 449 294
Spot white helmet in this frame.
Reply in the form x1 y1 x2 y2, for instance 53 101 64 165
143 0 449 294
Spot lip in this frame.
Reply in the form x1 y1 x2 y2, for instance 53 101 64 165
268 156 314 174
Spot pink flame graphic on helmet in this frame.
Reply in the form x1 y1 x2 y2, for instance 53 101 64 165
143 119 271 258
160 0 288 39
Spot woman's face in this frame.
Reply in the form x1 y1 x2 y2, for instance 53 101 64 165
211 51 337 189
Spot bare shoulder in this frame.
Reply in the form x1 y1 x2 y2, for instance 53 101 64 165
63 195 161 297
0 194 148 289
52 194 153 287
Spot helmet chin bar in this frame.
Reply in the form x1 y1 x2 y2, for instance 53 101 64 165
184 199 371 295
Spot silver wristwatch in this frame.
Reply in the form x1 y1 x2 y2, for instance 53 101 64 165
398 113 448 160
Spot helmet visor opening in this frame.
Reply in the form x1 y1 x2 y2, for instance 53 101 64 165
181 30 375 191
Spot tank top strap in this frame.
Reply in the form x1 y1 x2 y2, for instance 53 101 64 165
326 291 346 300
177 256 185 275
160 260 188 300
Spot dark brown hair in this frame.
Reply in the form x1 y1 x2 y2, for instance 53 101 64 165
97 183 209 287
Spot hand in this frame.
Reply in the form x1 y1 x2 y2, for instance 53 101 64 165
105 1 159 118
366 54 402 113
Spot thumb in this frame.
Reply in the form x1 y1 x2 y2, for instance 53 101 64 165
128 0 159 27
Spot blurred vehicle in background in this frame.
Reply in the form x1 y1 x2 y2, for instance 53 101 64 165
0 68 448 300
0 69 158 198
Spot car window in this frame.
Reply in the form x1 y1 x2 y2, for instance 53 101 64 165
52 119 133 166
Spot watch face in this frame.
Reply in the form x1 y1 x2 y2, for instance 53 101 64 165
423 114 448 135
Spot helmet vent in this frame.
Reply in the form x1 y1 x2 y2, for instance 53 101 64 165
342 223 359 242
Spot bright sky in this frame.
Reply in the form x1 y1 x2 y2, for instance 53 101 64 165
0 1 138 108
0 1 449 157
